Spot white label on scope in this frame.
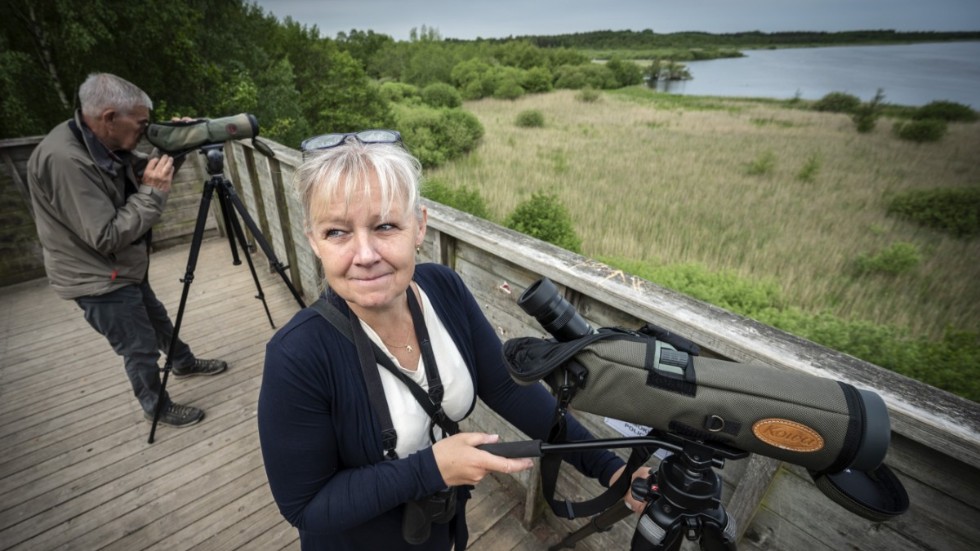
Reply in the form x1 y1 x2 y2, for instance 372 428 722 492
604 418 673 460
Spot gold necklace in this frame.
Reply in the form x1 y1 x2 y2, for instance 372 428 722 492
381 339 414 353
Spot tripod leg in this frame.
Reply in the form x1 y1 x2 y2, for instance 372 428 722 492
550 502 633 550
221 177 306 309
149 177 217 443
216 181 275 328
697 509 738 551
217 183 243 266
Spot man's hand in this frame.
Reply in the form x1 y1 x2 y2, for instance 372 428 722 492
142 154 174 193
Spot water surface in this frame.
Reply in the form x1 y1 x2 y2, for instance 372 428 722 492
653 41 980 107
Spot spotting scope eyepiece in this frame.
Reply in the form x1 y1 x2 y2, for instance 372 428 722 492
518 277 595 341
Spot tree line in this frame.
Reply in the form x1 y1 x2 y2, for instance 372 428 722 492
1 1 637 154
4 1 977 158
486 29 980 50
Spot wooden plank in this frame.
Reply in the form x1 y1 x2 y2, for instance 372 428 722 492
0 236 546 551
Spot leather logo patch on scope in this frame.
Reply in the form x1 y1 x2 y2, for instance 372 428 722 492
752 418 825 453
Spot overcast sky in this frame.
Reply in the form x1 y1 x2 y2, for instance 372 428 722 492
253 0 980 41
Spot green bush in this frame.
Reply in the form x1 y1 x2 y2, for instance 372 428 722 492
887 187 980 237
421 178 491 219
852 89 885 133
853 242 922 276
522 66 554 94
420 82 462 108
515 109 545 128
505 192 582 253
451 58 496 100
893 118 948 142
813 92 861 113
605 56 644 87
493 77 525 100
554 63 617 90
744 150 776 176
796 154 821 183
913 100 979 122
393 104 484 167
576 87 601 103
379 81 420 104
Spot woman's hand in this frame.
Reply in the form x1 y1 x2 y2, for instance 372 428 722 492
432 433 534 487
609 464 652 514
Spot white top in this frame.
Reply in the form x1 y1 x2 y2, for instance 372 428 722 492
358 287 475 459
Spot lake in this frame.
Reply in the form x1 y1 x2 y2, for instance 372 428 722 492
652 41 980 108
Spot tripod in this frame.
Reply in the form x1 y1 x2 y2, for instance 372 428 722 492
481 433 747 550
627 439 743 551
148 144 306 443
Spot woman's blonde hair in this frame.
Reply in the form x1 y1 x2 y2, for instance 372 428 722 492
295 139 423 233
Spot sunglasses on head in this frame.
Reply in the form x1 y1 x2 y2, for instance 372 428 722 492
300 129 402 152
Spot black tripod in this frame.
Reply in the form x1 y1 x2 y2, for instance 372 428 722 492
482 433 747 550
148 144 306 443
627 439 743 551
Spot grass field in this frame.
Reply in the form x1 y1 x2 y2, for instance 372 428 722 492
429 88 980 342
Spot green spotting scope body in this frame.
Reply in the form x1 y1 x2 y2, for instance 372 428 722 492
145 113 259 154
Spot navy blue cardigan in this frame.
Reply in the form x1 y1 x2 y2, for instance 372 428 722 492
258 263 623 550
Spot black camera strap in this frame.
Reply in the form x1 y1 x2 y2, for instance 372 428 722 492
311 289 458 460
535 322 702 521
540 391 653 520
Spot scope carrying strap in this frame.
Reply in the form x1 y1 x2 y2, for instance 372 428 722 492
535 324 701 520
310 289 459 460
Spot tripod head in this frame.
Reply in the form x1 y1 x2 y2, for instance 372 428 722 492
200 144 226 176
481 431 746 551
629 435 744 551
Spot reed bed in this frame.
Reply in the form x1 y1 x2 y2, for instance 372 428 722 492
429 89 980 340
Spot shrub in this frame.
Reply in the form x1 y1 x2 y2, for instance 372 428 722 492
554 63 617 90
797 154 821 183
852 89 885 133
522 66 554 94
744 150 776 176
379 81 420 104
813 91 861 113
451 58 496 99
576 87 601 103
853 242 921 276
893 118 947 142
887 187 980 237
393 104 484 167
605 56 644 87
505 192 583 253
493 77 525 100
913 100 978 122
515 109 545 128
421 178 491 219
420 82 461 108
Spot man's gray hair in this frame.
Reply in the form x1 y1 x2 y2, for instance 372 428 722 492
78 73 153 117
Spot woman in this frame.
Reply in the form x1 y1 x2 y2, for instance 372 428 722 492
258 130 639 550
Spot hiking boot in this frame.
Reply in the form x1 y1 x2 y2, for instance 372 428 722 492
145 402 205 427
172 358 228 379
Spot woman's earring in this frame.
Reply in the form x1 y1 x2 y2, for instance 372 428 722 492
416 245 421 254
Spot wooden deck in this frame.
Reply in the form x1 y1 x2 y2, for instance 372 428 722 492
0 238 560 551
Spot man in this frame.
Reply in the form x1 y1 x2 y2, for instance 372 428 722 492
27 72 226 428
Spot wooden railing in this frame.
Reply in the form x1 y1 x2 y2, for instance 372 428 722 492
3 134 978 550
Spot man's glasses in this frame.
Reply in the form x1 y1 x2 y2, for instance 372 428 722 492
300 129 402 152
